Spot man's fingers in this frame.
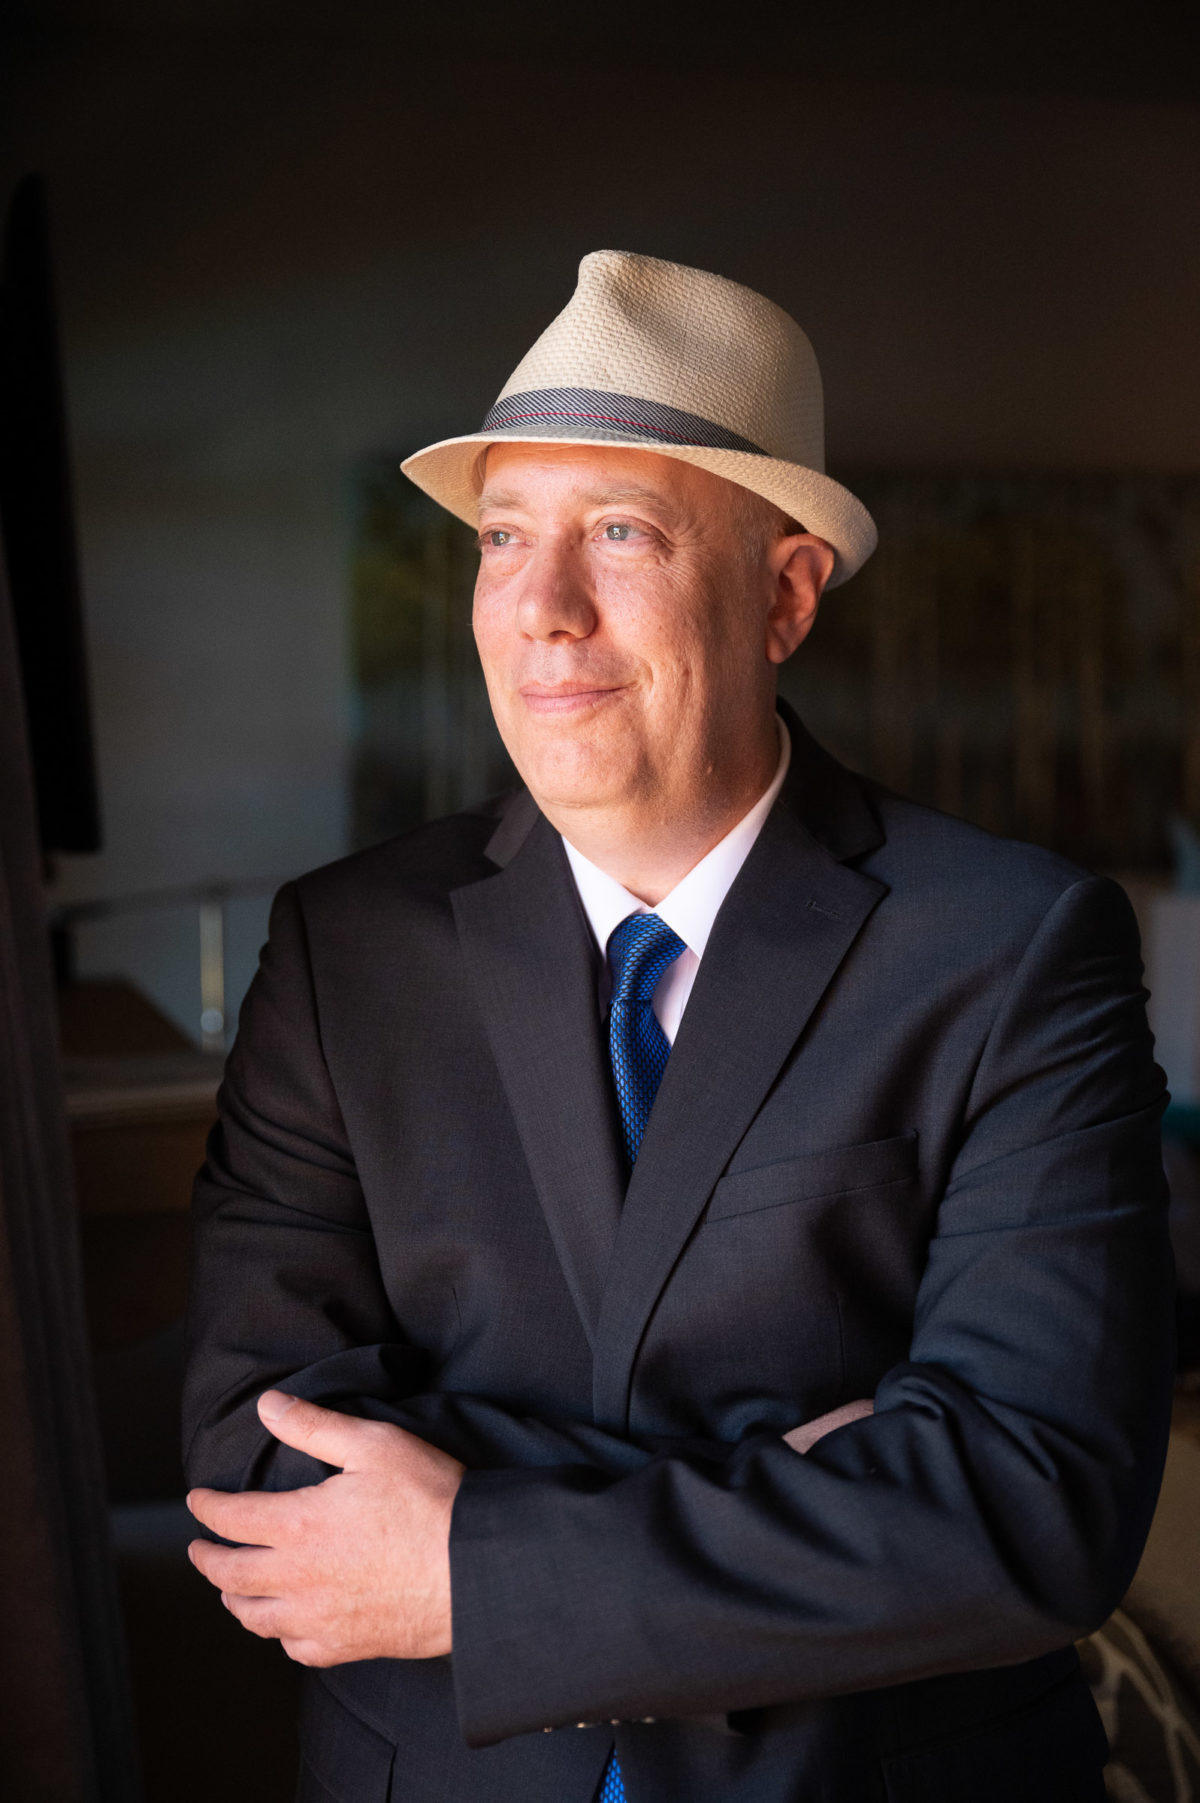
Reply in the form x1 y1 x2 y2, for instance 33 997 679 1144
784 1397 875 1455
256 1391 378 1468
221 1591 291 1640
186 1484 299 1545
281 1637 334 1668
188 1538 278 1595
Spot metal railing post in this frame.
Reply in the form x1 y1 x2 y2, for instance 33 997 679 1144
198 893 226 1053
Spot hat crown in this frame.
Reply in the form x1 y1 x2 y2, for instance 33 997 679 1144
400 249 876 586
497 249 825 474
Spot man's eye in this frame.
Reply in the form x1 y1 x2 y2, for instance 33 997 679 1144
602 522 633 541
484 529 512 548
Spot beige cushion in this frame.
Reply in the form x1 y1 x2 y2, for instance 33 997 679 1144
1077 1431 1200 1800
1124 1430 1200 1697
1079 1611 1200 1801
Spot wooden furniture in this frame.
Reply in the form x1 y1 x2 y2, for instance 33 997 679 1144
58 980 222 1496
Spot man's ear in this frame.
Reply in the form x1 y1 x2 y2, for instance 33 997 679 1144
765 534 835 666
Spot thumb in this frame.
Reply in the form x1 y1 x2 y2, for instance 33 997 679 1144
784 1397 875 1456
257 1391 369 1469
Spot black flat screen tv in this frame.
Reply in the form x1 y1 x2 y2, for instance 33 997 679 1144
0 172 101 856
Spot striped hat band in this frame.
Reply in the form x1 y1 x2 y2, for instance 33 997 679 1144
481 388 767 458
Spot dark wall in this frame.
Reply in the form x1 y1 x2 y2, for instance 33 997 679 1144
2 22 1198 1024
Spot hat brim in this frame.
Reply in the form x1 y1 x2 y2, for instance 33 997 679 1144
400 422 876 588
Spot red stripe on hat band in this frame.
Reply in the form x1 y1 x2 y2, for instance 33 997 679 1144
480 387 766 458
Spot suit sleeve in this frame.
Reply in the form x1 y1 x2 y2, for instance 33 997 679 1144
182 883 687 1502
447 874 1176 1743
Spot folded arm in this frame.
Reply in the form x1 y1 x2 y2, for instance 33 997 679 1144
183 883 735 1502
446 875 1175 1741
184 875 1174 1740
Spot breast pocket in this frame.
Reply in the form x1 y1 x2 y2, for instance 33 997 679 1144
703 1131 926 1411
706 1132 919 1223
635 1135 923 1439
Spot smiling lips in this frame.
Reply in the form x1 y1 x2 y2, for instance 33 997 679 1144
519 683 626 715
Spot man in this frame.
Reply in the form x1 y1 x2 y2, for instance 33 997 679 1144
184 250 1174 1803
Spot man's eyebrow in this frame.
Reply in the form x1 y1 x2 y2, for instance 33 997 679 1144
585 485 679 511
476 483 678 513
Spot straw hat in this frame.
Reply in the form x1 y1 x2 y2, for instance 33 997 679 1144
401 249 876 587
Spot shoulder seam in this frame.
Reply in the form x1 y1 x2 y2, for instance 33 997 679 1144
960 874 1107 1124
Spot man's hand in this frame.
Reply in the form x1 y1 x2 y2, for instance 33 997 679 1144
186 1391 465 1667
784 1398 874 1455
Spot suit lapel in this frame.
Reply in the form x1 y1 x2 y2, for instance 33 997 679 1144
452 806 625 1348
591 716 888 1428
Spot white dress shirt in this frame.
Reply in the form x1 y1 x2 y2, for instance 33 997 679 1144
561 718 791 1045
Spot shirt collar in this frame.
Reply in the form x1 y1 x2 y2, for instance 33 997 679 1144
561 716 791 960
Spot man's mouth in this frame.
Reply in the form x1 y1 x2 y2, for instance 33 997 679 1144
518 683 625 715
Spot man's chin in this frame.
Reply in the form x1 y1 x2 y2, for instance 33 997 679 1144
521 776 629 818
506 727 635 810
509 750 633 820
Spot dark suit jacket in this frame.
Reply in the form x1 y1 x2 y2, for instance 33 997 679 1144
183 705 1175 1803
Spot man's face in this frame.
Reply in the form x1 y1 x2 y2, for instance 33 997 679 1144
473 443 819 830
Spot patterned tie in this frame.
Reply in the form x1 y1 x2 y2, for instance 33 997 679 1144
607 911 687 1165
597 911 686 1802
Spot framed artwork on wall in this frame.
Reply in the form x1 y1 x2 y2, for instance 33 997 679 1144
350 462 1200 876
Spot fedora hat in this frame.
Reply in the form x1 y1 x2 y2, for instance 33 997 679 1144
401 249 876 587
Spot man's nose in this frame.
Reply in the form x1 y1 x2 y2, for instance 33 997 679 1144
515 543 598 643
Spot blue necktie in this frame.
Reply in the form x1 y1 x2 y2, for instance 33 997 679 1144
607 911 687 1165
597 911 686 1802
